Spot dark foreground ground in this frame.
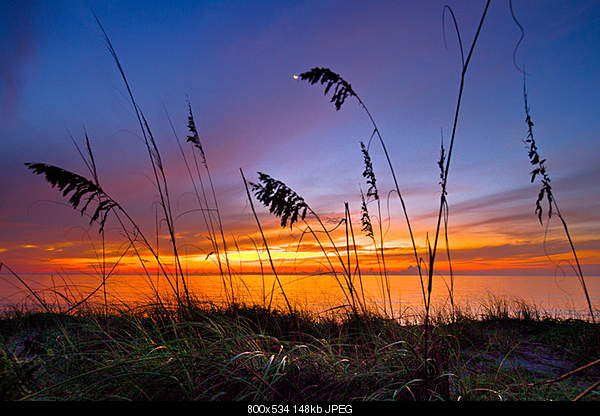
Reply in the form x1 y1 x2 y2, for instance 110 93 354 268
1 301 598 401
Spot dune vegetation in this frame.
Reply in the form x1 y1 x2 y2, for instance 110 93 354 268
1 1 598 402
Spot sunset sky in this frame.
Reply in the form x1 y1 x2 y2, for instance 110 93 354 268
1 0 600 278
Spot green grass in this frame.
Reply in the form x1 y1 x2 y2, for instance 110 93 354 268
3 4 598 403
1 300 598 401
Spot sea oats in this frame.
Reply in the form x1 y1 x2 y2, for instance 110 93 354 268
360 141 379 201
25 163 117 233
249 172 309 229
299 67 357 111
359 191 374 239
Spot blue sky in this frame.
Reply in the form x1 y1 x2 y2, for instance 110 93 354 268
1 0 600 275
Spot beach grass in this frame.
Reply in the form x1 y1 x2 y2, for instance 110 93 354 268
2 2 599 402
0 299 598 401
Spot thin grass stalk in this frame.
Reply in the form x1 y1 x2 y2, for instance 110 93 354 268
248 236 267 308
205 152 235 304
344 202 352 304
94 15 190 306
573 380 600 402
64 241 134 313
344 202 359 314
424 1 490 380
0 263 52 313
293 223 351 308
302 206 361 313
306 210 362 315
361 139 390 314
53 273 76 310
140 113 191 304
346 202 368 314
167 109 230 303
361 118 424 302
375 198 393 319
372 219 388 316
232 235 254 303
553 201 595 322
24 155 181 311
443 201 455 319
112 207 179 300
167 107 219 251
190 147 231 303
346 203 368 314
302 221 354 310
112 197 178 299
521 76 595 323
249 172 355 311
360 189 388 315
372 230 386 315
438 134 455 319
186 104 235 303
48 274 61 310
155 204 161 305
427 0 490 297
299 69 425 316
82 133 108 316
72 132 109 314
101 229 108 317
240 169 293 314
424 233 433 361
304 207 350 280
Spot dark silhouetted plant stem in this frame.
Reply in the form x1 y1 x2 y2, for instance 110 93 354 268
522 75 595 323
207 158 235 304
241 169 293 314
303 221 354 310
425 0 490 357
357 100 424 299
375 198 393 318
344 202 356 312
443 201 455 318
346 202 367 315
420 1 490 391
552 201 595 323
95 15 190 306
166 109 231 304
0 263 52 313
64 241 134 314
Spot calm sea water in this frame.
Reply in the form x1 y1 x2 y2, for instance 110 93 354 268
1 273 599 319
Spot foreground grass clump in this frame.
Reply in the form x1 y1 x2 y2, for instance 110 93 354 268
0 302 598 401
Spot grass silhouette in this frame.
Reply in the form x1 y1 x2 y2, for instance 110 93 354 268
1 1 598 402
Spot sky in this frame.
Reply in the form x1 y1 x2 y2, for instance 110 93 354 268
1 0 600 279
